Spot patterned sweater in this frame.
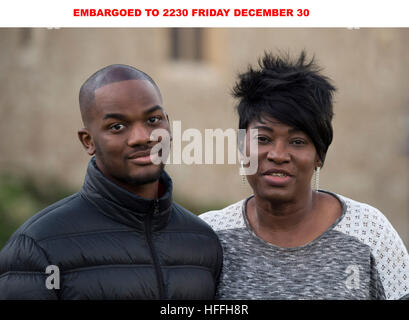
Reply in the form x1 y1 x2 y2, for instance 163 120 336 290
200 191 409 300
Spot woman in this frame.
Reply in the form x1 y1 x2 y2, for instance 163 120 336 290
200 51 409 300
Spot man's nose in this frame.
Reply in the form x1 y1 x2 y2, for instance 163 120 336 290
266 141 291 163
127 124 151 146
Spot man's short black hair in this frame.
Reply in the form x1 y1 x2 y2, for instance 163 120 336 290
233 51 336 164
79 64 161 125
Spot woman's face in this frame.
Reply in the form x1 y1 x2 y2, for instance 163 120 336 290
245 116 321 203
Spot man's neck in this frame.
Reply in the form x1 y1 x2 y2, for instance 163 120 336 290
116 180 159 199
94 161 160 200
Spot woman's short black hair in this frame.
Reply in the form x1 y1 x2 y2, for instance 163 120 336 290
233 51 336 164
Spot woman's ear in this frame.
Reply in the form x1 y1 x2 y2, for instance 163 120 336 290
316 157 323 169
78 128 95 155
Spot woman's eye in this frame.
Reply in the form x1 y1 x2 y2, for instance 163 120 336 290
291 139 305 145
256 136 270 144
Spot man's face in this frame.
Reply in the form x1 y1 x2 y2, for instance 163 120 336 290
81 79 170 188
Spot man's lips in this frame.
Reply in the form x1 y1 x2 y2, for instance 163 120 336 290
128 150 152 159
128 149 159 165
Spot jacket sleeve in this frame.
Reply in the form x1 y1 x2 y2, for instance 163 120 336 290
0 233 58 299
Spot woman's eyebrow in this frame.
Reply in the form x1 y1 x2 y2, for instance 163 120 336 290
250 125 273 132
288 128 304 134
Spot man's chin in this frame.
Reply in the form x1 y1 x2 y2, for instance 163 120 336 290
124 165 164 186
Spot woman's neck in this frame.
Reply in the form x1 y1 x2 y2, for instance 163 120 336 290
246 191 340 248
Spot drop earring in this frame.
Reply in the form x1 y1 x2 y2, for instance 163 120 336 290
314 166 320 191
240 160 246 185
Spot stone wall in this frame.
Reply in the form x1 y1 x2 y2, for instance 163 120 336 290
0 28 408 245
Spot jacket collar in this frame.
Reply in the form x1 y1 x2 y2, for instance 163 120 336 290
80 157 173 230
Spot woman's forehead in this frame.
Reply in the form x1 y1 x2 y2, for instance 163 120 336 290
247 116 309 137
248 116 292 129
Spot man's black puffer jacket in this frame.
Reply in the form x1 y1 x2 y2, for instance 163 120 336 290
0 159 222 299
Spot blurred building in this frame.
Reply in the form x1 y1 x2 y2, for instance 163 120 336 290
0 28 408 246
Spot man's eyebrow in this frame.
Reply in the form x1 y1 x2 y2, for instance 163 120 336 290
144 105 163 115
102 113 128 121
102 106 163 121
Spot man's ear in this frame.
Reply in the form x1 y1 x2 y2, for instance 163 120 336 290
78 128 95 155
165 112 173 142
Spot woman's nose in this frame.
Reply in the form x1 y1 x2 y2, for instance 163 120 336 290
266 141 291 163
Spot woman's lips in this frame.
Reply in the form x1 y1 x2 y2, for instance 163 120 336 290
262 173 293 186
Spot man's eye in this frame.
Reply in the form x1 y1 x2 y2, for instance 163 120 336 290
148 116 161 125
110 124 125 131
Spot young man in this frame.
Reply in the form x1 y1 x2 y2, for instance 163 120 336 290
0 64 222 299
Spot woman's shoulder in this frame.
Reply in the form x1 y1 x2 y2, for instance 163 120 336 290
199 198 247 232
334 193 394 231
333 192 409 300
323 190 406 258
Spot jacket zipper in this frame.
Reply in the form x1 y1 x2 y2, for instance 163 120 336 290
145 199 166 299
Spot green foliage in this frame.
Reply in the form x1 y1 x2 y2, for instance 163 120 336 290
0 173 228 249
0 173 75 249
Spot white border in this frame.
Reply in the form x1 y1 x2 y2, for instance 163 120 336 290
0 0 408 27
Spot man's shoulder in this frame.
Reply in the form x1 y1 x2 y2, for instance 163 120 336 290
199 199 247 232
11 192 97 242
169 202 220 236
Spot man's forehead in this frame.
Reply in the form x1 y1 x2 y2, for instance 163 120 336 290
79 65 163 126
94 79 159 97
88 80 163 119
93 79 162 107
